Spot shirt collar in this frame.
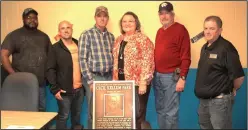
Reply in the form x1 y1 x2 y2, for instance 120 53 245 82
58 38 78 52
94 24 108 34
205 35 222 51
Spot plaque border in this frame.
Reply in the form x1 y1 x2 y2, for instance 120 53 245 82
92 80 136 129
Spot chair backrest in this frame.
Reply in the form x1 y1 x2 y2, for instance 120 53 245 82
0 72 39 111
1 64 9 89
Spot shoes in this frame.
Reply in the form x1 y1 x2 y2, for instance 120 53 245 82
71 125 84 130
141 121 151 129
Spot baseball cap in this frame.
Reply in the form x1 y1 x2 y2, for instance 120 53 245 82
158 2 174 12
95 6 109 16
22 8 38 18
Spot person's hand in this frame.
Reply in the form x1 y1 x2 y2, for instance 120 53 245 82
139 84 147 95
8 69 15 74
9 71 15 74
175 78 185 92
89 84 93 92
55 89 66 100
54 34 61 41
146 75 153 85
233 88 237 96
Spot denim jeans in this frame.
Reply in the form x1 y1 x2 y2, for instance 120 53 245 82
83 74 112 129
198 93 234 129
56 87 84 129
39 86 46 112
153 72 180 129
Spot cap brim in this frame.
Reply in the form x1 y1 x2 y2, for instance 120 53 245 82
23 10 38 17
95 11 108 16
158 9 173 13
28 10 38 15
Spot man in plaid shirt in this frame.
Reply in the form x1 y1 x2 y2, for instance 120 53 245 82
78 6 115 129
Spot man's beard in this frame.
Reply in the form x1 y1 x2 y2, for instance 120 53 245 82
23 22 38 30
62 36 72 40
162 20 171 26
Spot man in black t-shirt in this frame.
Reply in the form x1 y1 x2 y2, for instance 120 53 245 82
194 16 245 129
1 8 52 112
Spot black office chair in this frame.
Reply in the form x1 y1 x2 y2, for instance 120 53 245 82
1 64 9 89
0 72 39 111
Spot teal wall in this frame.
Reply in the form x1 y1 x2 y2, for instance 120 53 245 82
46 69 247 129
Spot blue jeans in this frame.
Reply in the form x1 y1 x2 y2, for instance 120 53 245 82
56 87 84 129
39 86 46 112
83 73 112 129
198 93 234 129
153 72 180 129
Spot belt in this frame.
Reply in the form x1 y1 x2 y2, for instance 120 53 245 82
92 71 112 77
211 91 232 99
215 91 232 98
61 87 82 96
72 87 81 93
200 91 232 99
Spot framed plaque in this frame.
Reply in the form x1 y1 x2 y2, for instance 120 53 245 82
92 80 135 129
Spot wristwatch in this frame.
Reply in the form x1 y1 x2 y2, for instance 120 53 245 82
180 76 186 80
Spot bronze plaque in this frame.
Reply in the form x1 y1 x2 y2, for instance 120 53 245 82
93 81 135 129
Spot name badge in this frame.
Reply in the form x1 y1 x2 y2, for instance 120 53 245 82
209 53 217 59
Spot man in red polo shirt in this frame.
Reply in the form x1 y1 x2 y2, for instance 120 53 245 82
153 1 191 129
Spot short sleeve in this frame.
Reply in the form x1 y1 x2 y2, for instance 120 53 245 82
225 47 245 80
1 33 15 54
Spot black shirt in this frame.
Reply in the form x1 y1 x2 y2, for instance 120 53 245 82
194 36 244 99
118 40 127 80
1 27 52 86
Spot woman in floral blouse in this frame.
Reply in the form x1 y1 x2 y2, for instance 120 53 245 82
112 11 155 129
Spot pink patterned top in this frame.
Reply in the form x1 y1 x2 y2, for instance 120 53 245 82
113 32 155 86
